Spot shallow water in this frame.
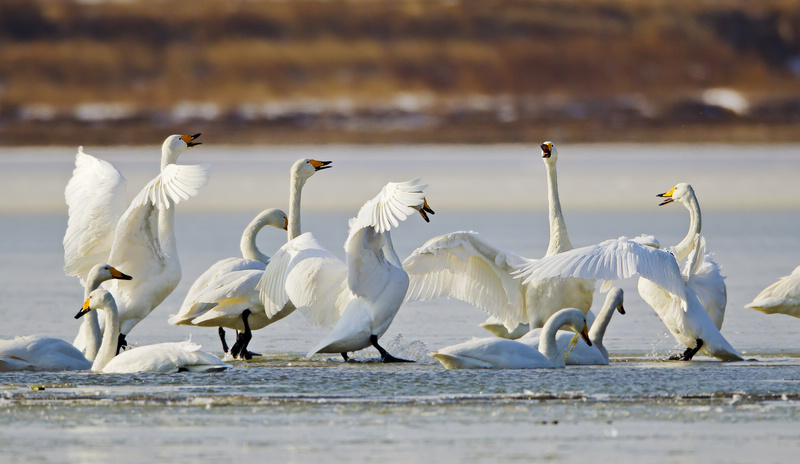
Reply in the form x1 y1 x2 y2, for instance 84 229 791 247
1 145 800 463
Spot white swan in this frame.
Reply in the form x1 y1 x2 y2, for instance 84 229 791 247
65 134 208 354
655 183 727 329
432 308 590 369
746 265 800 318
515 235 743 361
0 263 133 372
0 336 90 372
519 288 625 365
77 288 226 374
259 180 434 362
168 158 331 358
403 142 593 334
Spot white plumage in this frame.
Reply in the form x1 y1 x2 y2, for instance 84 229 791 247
746 265 800 319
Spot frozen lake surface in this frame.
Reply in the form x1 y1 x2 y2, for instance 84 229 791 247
1 144 800 463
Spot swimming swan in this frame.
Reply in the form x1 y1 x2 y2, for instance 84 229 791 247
259 180 434 362
431 308 590 369
77 288 226 373
65 134 208 354
0 264 132 372
169 159 331 359
403 142 593 335
515 235 743 362
746 265 800 318
519 287 625 365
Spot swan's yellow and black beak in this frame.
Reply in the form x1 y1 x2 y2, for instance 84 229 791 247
180 133 202 147
75 297 92 319
657 187 676 206
541 142 553 159
310 159 332 171
419 198 435 222
580 322 592 346
617 304 626 315
109 266 132 281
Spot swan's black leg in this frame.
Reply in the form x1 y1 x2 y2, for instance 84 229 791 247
669 338 704 361
370 334 413 363
115 333 127 355
341 352 350 362
218 327 230 354
230 309 260 360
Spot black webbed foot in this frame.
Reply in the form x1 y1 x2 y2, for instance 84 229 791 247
370 334 413 363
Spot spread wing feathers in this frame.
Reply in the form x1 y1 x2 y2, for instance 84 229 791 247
516 236 687 303
684 235 727 328
170 262 265 325
403 231 528 323
348 179 426 234
129 163 210 211
63 147 127 281
259 232 350 326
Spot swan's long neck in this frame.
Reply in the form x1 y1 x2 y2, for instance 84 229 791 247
80 272 108 361
287 175 308 240
382 231 403 269
588 297 619 360
539 311 573 368
240 216 271 263
544 161 572 257
91 298 121 372
672 192 702 262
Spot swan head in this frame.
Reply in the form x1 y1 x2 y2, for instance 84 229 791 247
162 133 201 167
293 158 332 182
549 308 591 346
414 197 435 222
87 263 133 285
541 141 558 161
657 183 694 206
257 208 289 231
75 288 116 319
605 287 626 315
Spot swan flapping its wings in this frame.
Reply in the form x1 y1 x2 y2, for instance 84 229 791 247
65 134 209 351
260 179 433 361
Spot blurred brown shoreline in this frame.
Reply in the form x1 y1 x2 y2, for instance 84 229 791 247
2 0 800 145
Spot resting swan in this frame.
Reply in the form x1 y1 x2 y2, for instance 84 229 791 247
77 288 226 373
515 235 743 362
403 142 593 335
746 265 800 318
432 308 590 369
0 264 132 372
65 134 208 354
519 288 625 365
169 154 332 359
259 180 434 362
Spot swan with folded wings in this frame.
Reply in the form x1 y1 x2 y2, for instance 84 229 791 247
259 179 434 362
65 134 208 355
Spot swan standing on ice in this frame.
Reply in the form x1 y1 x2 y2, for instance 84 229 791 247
519 288 625 365
403 142 593 335
0 263 132 371
169 155 332 359
260 180 434 362
654 183 727 329
432 308 590 369
515 234 743 362
64 134 208 355
77 288 226 374
746 265 800 318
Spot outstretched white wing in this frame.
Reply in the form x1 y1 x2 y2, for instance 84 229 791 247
63 147 127 282
258 232 349 327
128 163 209 210
348 179 426 234
403 231 529 324
515 236 687 304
